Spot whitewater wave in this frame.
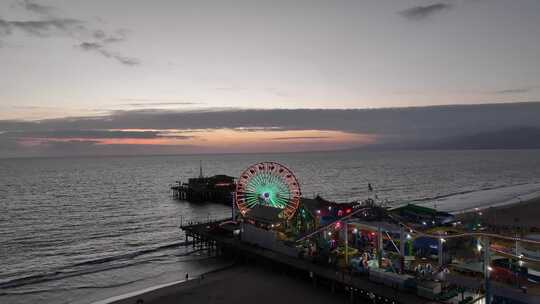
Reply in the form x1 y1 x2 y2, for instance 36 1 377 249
407 184 517 204
414 182 540 213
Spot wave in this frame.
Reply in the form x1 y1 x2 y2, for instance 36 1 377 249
412 182 540 213
0 254 218 297
69 241 190 268
0 277 146 296
407 183 528 204
0 241 198 290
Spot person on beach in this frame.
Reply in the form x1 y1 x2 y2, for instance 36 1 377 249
185 273 189 280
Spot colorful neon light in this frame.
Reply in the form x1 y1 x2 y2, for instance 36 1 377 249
235 162 301 219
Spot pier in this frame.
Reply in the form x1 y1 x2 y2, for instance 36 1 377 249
182 219 434 304
171 161 236 204
171 175 235 204
176 162 540 304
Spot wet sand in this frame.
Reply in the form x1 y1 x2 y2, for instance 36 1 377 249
107 265 346 304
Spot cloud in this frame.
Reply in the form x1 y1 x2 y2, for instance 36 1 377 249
125 102 201 106
43 139 101 148
10 105 58 110
78 42 140 66
8 139 198 157
493 88 532 95
1 2 139 66
0 129 195 157
98 50 139 66
399 3 452 20
20 0 55 15
233 127 283 132
0 129 193 140
271 136 331 140
2 102 539 137
0 18 83 37
3 130 157 139
79 41 101 50
2 102 540 157
119 99 202 107
93 29 127 43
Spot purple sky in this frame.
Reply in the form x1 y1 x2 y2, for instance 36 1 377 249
1 1 539 156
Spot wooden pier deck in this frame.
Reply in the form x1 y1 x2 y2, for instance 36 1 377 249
182 220 441 304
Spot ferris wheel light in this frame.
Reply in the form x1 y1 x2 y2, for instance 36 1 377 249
235 162 301 220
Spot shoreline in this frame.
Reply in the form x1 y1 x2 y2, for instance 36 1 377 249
91 263 235 304
104 264 347 304
415 182 540 214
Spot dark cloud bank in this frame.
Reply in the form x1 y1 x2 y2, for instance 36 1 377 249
1 102 540 157
20 0 55 15
399 3 452 20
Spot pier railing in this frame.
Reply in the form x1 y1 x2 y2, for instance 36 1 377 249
179 214 231 229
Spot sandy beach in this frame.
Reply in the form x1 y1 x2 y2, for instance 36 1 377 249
458 196 540 230
102 265 345 304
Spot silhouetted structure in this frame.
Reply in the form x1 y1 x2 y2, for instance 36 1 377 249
171 174 236 204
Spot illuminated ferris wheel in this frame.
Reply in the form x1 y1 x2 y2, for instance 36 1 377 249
235 162 301 219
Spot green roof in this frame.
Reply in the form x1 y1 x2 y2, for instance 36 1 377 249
394 203 438 216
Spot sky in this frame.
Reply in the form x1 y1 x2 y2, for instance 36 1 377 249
0 0 539 157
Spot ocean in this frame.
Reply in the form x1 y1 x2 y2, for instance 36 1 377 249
2 150 540 303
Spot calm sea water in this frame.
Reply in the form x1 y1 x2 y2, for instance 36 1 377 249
2 150 540 303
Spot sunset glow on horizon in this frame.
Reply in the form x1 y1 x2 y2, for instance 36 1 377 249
16 128 377 154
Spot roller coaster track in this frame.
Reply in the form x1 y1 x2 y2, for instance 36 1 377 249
295 207 371 242
390 215 540 263
295 206 540 253
387 213 540 245
489 247 540 263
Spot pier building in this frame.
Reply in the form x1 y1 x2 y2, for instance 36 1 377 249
180 161 540 304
